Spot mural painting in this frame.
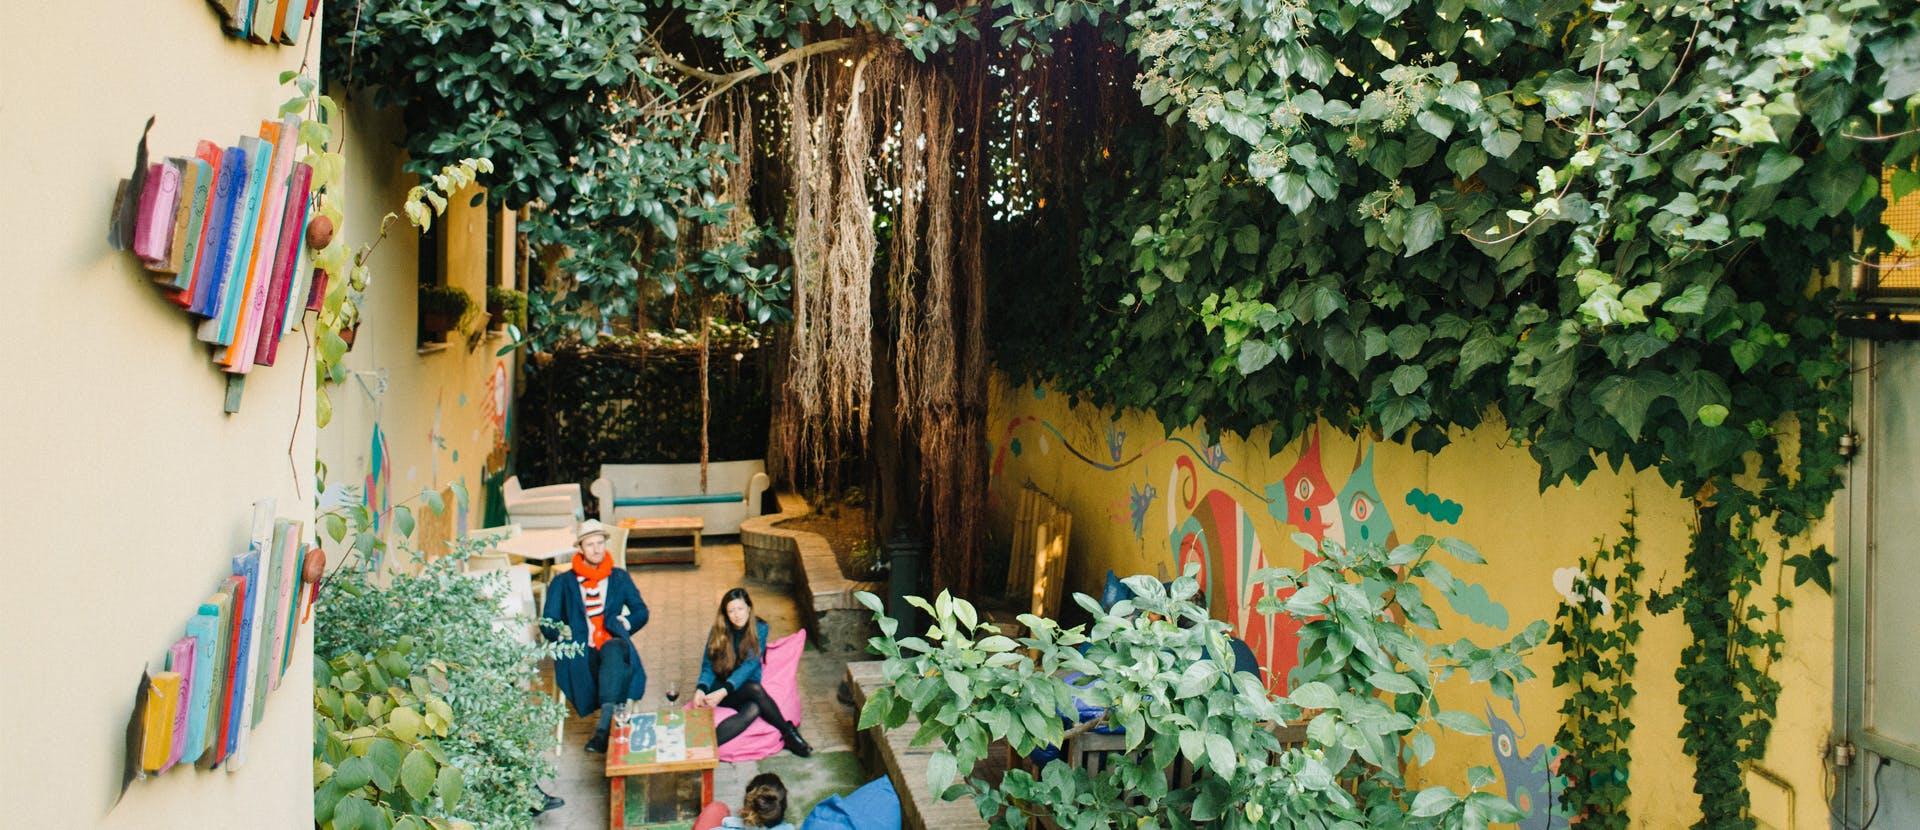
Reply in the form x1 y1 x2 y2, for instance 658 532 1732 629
1488 700 1573 830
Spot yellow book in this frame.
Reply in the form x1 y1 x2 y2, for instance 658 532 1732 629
141 672 182 773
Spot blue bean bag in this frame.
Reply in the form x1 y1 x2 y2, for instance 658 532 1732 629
802 776 902 830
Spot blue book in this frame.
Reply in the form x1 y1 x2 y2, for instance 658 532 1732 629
190 147 246 317
222 550 260 760
201 137 271 346
181 614 220 763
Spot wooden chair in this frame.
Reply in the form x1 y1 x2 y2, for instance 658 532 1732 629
987 486 1073 637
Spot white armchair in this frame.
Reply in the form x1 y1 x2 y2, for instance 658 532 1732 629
503 476 584 530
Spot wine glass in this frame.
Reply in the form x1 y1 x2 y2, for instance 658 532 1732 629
665 682 680 705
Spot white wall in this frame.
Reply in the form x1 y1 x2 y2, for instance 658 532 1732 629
0 3 318 827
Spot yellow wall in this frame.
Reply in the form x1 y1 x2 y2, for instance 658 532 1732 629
317 97 518 564
987 373 1836 829
0 6 317 827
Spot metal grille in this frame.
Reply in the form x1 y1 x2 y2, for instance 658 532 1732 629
1865 168 1920 296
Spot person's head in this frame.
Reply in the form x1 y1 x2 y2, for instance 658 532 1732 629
706 588 762 675
576 520 611 565
739 773 788 827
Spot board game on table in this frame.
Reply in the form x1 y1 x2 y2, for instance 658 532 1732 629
606 706 718 830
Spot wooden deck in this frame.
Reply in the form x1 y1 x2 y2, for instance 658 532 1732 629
846 661 990 830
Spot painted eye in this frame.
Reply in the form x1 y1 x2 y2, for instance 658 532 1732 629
1351 495 1373 522
1497 734 1513 757
1294 478 1314 501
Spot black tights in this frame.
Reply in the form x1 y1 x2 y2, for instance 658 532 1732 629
716 681 790 744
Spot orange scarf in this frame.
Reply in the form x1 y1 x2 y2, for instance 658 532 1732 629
571 553 615 648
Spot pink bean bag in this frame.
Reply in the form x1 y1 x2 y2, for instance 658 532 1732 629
694 628 807 762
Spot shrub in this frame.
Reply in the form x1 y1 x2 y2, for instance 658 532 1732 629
313 639 469 830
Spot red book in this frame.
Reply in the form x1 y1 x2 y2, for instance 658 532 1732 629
304 267 328 313
211 574 248 767
257 163 312 366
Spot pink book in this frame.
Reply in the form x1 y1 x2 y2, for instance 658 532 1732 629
161 637 196 772
256 162 311 366
224 116 299 371
133 161 181 264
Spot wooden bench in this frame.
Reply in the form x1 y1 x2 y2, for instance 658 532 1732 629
846 661 989 830
616 516 704 566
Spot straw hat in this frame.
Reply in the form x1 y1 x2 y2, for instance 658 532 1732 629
576 519 611 544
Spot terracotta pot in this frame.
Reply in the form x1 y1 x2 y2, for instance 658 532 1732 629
340 325 359 349
421 310 457 337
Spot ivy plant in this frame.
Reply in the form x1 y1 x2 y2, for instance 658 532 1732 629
1549 499 1646 830
858 533 1549 829
313 639 470 830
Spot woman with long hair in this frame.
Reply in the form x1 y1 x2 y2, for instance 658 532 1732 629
693 588 812 756
692 773 795 830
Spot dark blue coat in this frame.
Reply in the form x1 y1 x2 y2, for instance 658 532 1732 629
697 618 770 694
542 568 649 716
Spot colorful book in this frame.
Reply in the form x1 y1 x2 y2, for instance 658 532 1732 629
278 544 309 683
304 266 328 313
258 162 312 365
270 0 294 44
251 0 277 44
224 120 295 368
182 613 220 765
162 638 197 772
252 520 290 721
204 135 272 346
267 520 303 687
214 571 249 767
161 158 202 278
190 145 244 317
199 584 238 769
283 0 306 43
227 499 275 769
183 143 224 298
123 672 153 791
133 160 181 265
197 140 260 329
141 671 182 774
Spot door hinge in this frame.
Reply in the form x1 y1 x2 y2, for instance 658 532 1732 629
1831 741 1857 768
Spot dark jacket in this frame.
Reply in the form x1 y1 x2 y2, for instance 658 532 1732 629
696 618 770 694
542 567 649 716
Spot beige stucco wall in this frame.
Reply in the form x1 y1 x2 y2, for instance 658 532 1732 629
317 96 518 565
987 373 1836 829
0 5 318 827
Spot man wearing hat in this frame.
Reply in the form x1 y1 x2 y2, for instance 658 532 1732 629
541 519 650 753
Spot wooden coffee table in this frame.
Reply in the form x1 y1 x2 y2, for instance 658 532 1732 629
616 516 705 566
606 707 717 830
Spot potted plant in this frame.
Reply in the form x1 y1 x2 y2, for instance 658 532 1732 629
419 284 473 340
487 286 528 332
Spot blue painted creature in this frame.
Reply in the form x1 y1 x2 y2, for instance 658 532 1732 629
1487 702 1571 830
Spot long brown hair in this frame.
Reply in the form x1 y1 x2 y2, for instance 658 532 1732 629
739 772 788 827
705 588 761 678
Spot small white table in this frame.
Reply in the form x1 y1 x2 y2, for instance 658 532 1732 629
494 526 577 583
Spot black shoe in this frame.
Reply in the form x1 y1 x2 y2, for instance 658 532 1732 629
781 726 814 758
586 730 608 754
531 788 565 816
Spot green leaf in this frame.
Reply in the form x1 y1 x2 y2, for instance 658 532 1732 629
366 738 405 792
928 750 959 791
400 748 438 802
1697 404 1730 427
1390 364 1429 396
1592 373 1667 439
1483 130 1521 159
1783 548 1836 593
1369 670 1419 694
1663 284 1710 315
1403 204 1445 255
334 755 375 791
395 506 416 540
1446 144 1488 180
1411 786 1460 817
1435 710 1490 735
436 764 465 811
1456 333 1506 382
1289 681 1339 709
1205 732 1238 777
1237 340 1280 375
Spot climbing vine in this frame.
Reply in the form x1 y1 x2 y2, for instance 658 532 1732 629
1550 498 1645 830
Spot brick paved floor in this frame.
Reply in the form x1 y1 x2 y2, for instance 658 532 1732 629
536 541 862 830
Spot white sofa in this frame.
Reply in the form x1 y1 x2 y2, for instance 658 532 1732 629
590 460 770 535
503 476 584 530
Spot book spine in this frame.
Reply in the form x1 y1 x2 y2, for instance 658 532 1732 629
197 141 257 334
250 0 275 44
252 521 289 721
227 500 275 769
141 672 181 774
182 614 219 765
162 639 196 772
189 146 238 316
198 587 236 769
278 543 308 683
132 162 175 264
269 522 302 686
172 158 214 296
258 163 312 365
161 159 200 278
205 136 271 346
228 119 297 370
271 0 293 44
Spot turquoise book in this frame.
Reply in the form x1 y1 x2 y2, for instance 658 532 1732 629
181 613 220 764
200 136 271 346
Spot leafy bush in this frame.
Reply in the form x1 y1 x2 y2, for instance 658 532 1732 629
317 534 570 830
313 639 469 830
858 533 1547 829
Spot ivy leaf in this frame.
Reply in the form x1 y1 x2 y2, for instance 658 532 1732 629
1403 204 1445 255
1237 340 1280 375
1380 395 1429 438
1697 404 1730 427
1390 364 1430 396
1671 370 1731 423
1456 333 1506 383
1753 149 1804 187
1446 143 1488 180
1662 284 1710 315
1270 172 1314 213
1592 373 1668 440
1783 548 1836 593
1483 130 1522 159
